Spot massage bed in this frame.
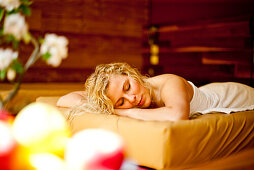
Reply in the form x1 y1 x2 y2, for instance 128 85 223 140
1 86 253 169
36 96 254 169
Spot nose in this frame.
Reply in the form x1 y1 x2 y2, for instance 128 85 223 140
124 94 136 104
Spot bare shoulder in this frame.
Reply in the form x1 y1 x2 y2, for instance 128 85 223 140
148 74 187 85
148 74 193 102
71 91 87 97
56 91 87 107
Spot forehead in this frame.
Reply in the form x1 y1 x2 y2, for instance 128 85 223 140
106 74 127 103
110 74 127 82
107 74 127 94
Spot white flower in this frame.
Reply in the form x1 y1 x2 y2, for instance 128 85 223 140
40 34 68 67
7 68 16 81
4 13 28 40
0 48 18 70
0 0 20 11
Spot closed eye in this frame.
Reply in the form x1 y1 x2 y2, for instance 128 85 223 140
116 80 130 108
118 98 124 107
126 82 130 91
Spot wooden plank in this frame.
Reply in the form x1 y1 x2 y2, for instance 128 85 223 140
202 51 251 65
159 37 250 49
32 33 143 69
234 64 253 78
22 68 93 82
142 46 247 54
28 0 149 37
158 21 249 35
14 0 148 82
158 53 202 66
163 65 235 80
151 1 254 25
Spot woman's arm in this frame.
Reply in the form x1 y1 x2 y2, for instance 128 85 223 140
115 107 187 121
116 74 193 121
56 91 87 108
159 74 192 120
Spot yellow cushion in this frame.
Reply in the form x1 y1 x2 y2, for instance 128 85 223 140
36 96 254 169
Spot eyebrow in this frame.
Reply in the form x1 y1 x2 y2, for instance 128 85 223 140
114 79 128 107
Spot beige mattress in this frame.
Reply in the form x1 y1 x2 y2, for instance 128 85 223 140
37 96 254 169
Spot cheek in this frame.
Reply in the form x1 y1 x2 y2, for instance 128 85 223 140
122 103 133 109
143 87 151 107
131 81 140 93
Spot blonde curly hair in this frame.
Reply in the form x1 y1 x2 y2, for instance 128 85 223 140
67 62 151 122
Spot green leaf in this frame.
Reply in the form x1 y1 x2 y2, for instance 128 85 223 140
0 27 3 36
6 9 19 15
23 32 31 44
38 37 44 44
19 4 31 16
0 69 7 80
6 34 15 43
0 8 4 22
11 60 24 73
12 38 19 49
20 0 33 5
2 34 20 47
42 52 51 61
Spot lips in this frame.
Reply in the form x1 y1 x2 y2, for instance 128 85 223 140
138 96 143 107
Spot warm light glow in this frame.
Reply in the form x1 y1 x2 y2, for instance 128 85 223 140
150 44 159 65
12 102 70 154
150 44 159 55
0 121 16 155
30 153 66 170
150 55 159 65
65 129 124 170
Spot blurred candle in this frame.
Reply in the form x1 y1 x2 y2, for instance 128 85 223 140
29 153 66 170
65 128 125 170
12 102 70 155
0 121 16 170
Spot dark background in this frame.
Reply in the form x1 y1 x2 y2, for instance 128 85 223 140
18 0 254 86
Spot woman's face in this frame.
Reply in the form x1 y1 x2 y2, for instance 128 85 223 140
106 74 151 109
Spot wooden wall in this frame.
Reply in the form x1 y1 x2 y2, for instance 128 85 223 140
8 0 254 85
143 0 254 86
150 0 254 25
20 0 149 82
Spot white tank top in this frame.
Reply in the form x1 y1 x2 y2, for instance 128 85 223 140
188 81 254 116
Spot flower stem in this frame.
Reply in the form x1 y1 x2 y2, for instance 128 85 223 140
2 35 40 109
0 95 3 109
24 35 40 71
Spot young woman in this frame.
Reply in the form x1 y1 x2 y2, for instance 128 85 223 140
57 63 254 122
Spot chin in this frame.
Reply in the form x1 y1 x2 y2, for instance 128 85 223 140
142 97 151 108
